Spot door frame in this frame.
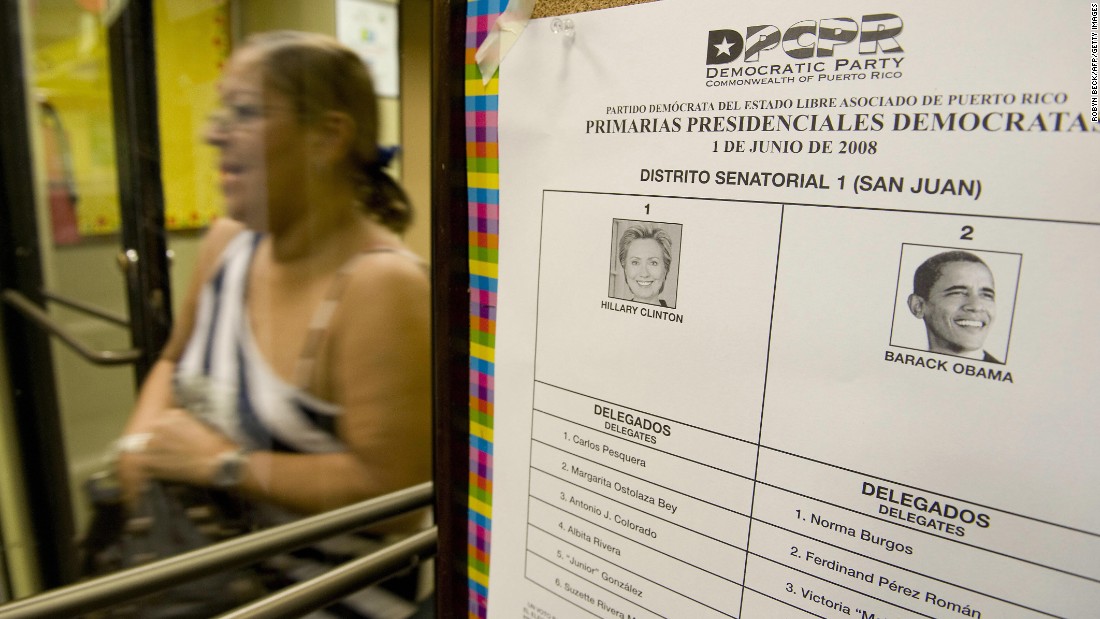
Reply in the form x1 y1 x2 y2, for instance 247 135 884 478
0 0 77 590
108 0 173 382
0 0 170 590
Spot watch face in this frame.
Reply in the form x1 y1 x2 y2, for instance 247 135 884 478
214 450 245 488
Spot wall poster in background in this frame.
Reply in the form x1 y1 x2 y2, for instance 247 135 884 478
487 1 1100 618
336 0 399 98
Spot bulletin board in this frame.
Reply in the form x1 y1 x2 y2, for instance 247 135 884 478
433 1 1100 618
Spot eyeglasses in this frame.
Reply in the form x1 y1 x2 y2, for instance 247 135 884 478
206 102 285 132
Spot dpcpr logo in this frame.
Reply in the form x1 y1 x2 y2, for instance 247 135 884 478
706 14 903 64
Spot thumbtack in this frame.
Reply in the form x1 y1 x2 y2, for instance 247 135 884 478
551 17 575 39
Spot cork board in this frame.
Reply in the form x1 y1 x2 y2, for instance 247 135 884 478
531 0 656 19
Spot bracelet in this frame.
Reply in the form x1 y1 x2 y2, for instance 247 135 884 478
105 433 152 468
116 432 152 454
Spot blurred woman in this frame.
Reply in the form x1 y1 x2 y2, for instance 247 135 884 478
116 31 430 617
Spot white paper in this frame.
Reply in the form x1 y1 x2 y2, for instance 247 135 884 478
490 1 1100 618
336 0 399 98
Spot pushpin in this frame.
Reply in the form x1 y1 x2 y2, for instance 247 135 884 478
551 17 575 39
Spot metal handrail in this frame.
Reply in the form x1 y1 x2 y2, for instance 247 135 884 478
0 289 141 366
39 289 130 327
0 482 433 618
217 527 437 619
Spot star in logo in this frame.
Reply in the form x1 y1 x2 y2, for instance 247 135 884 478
713 37 736 57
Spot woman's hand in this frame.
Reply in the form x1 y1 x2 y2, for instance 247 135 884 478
116 448 149 508
133 408 238 487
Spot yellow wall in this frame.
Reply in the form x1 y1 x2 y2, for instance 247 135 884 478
33 33 121 237
155 1 230 230
400 0 432 262
32 1 229 237
237 0 336 34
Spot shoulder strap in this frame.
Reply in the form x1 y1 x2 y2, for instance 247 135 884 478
292 248 424 390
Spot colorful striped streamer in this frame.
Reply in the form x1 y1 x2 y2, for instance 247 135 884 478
467 0 506 616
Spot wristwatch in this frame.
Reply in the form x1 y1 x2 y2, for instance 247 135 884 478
211 449 248 489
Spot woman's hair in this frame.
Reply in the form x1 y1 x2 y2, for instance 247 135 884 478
242 31 412 233
617 224 673 273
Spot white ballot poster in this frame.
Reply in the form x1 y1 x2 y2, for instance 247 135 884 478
488 1 1100 618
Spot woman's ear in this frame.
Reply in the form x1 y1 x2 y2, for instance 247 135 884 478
311 110 356 164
